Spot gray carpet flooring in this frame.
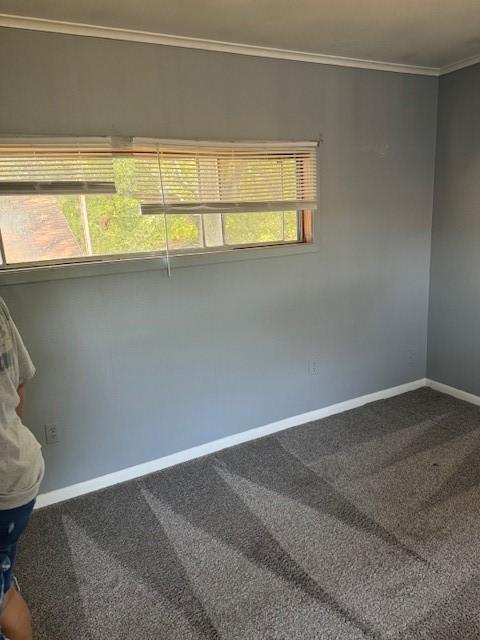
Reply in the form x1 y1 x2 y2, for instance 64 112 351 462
16 388 480 639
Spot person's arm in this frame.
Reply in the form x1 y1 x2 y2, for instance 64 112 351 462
9 309 36 395
0 298 35 420
16 383 25 418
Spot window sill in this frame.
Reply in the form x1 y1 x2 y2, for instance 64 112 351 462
0 241 320 286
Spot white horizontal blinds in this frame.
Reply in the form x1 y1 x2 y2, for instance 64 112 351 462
133 142 317 215
0 138 116 195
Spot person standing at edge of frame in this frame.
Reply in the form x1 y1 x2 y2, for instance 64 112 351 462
0 297 44 640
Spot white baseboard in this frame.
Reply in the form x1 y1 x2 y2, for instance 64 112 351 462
35 377 426 509
425 378 480 407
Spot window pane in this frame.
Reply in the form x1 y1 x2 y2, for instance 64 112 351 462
0 195 85 264
167 214 203 251
83 194 167 255
81 157 168 256
0 194 207 264
223 211 299 245
217 157 298 201
0 154 307 266
284 211 299 242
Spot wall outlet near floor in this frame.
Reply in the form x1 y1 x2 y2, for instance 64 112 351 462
308 358 321 376
44 423 61 445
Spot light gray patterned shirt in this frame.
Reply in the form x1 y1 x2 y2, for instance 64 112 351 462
0 297 44 510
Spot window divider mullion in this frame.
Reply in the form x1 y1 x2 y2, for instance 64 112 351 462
79 193 93 256
0 227 8 267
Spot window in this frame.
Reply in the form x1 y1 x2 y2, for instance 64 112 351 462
0 138 317 269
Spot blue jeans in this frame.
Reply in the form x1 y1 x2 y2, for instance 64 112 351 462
0 499 35 639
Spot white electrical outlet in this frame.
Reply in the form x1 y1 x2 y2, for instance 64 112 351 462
44 423 60 445
308 359 321 376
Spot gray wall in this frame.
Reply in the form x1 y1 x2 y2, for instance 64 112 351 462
427 63 480 393
0 28 438 493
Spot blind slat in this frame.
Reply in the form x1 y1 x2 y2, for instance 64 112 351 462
0 181 116 195
0 141 116 193
0 138 317 213
141 200 317 215
132 142 317 215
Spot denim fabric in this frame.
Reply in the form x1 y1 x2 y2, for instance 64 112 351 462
0 499 35 638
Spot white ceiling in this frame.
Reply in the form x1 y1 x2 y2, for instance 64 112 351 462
0 0 479 71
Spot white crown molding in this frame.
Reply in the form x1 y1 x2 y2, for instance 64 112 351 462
0 13 441 76
439 53 480 76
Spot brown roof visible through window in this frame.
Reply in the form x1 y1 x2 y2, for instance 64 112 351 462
0 195 81 263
